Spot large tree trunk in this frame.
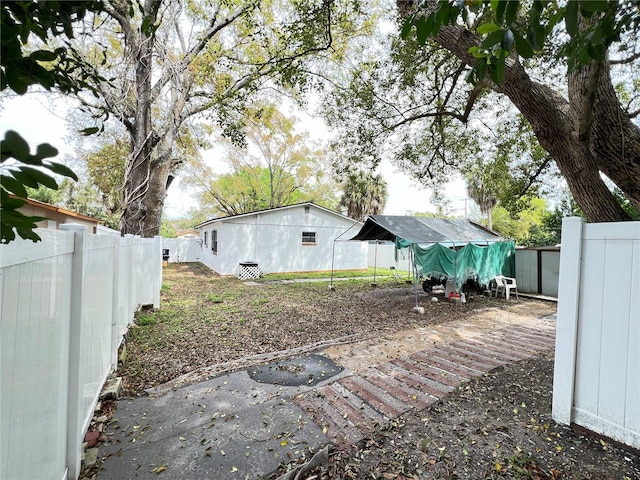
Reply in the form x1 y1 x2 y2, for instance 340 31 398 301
398 1 640 222
120 1 161 236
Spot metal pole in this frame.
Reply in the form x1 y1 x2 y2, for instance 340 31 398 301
372 240 378 286
329 238 336 290
412 246 419 308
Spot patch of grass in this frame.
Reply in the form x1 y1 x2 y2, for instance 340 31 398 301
251 297 270 306
161 283 170 293
136 312 157 326
259 267 406 282
206 293 224 303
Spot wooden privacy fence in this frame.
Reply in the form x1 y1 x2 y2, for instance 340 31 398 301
1 225 162 480
553 217 640 449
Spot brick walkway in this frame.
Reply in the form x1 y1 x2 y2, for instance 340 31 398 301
293 322 556 447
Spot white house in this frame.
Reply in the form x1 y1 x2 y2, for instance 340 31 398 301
195 203 367 276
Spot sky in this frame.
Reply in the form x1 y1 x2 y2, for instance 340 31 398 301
0 94 471 219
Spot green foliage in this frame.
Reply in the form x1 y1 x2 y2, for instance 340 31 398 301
160 219 177 238
1 1 106 243
135 312 157 326
613 187 640 220
1 130 78 243
25 184 63 205
85 139 127 218
1 1 104 94
490 197 550 245
188 105 339 217
339 170 387 219
402 0 640 83
55 178 120 229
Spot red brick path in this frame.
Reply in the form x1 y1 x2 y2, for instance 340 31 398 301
294 322 556 446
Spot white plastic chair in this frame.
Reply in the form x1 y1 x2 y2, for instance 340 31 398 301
494 275 519 300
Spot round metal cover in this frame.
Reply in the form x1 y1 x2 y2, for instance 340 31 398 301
247 354 343 386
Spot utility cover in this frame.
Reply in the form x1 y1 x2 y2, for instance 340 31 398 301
247 354 343 386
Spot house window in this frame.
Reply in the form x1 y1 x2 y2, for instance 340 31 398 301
212 229 218 254
302 231 316 245
304 205 310 216
203 231 208 247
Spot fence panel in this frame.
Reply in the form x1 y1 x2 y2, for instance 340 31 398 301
553 217 640 449
1 229 74 480
162 238 200 262
135 237 161 308
1 226 162 480
540 251 560 297
515 249 538 293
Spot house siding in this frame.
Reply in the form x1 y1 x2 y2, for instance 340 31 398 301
197 204 367 275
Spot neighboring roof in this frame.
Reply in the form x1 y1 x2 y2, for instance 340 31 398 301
176 228 199 237
350 215 502 245
18 197 100 225
195 202 357 228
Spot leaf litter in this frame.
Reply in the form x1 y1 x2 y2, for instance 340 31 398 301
85 264 639 479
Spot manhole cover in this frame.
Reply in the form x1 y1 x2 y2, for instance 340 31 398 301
247 354 344 386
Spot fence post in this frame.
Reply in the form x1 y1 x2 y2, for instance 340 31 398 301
60 223 88 480
552 216 584 424
125 234 137 314
154 235 162 309
111 235 121 370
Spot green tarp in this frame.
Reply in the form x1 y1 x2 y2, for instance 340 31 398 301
410 241 516 288
350 215 512 291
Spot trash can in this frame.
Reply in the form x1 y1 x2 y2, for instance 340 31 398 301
237 261 261 280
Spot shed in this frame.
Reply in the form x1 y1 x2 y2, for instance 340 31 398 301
195 203 367 277
350 215 513 289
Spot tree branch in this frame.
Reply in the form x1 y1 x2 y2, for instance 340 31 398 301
610 51 640 65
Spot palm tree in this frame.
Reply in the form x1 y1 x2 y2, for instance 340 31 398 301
340 170 387 219
465 166 498 229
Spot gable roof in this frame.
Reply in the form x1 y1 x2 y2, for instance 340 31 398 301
195 202 357 228
17 196 100 225
350 215 501 245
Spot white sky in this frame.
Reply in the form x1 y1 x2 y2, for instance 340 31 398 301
0 94 470 218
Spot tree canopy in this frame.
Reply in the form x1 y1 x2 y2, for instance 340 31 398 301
184 106 339 217
340 170 388 219
323 0 640 224
0 1 101 243
66 0 365 236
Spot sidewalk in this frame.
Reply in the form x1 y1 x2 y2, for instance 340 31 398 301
97 302 556 479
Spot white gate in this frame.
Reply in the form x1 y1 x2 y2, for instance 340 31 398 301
553 217 640 449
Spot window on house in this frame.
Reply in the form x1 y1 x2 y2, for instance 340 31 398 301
212 229 218 253
203 231 208 247
304 205 310 215
302 231 316 245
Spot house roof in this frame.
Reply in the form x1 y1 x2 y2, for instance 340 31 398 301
195 202 358 228
350 215 502 246
176 228 199 237
18 196 100 225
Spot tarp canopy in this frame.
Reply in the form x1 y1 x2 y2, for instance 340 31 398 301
350 215 513 289
413 241 515 287
349 216 502 247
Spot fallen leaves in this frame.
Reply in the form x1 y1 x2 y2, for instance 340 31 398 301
121 264 517 396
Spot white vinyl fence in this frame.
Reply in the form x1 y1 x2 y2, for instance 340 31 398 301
553 217 640 449
368 241 412 272
162 237 201 262
1 225 162 480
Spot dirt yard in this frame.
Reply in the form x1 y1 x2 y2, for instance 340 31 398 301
119 264 639 479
